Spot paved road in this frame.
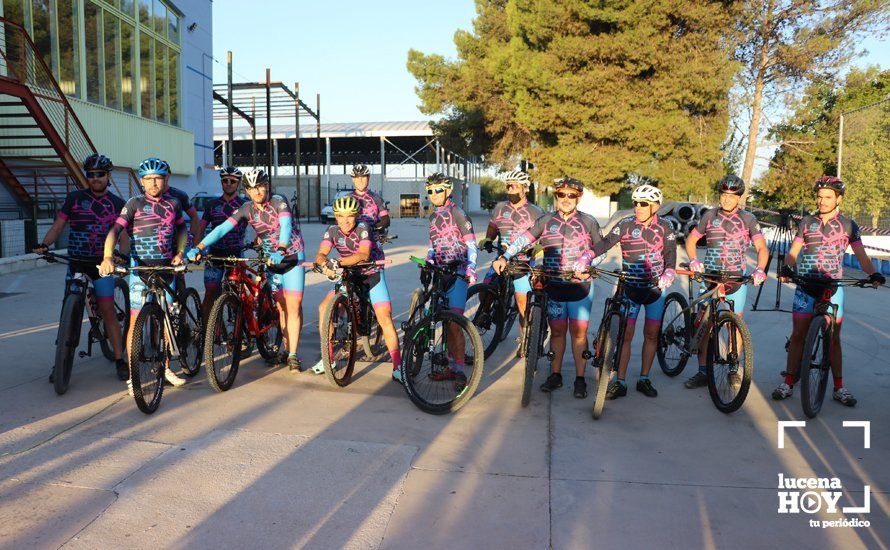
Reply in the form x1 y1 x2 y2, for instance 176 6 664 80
0 217 887 549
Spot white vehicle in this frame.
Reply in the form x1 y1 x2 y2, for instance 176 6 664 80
320 190 353 224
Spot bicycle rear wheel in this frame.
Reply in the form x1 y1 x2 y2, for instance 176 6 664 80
465 283 504 360
320 294 357 387
53 293 85 395
401 310 484 414
256 287 283 361
800 315 831 418
658 292 691 377
521 302 544 407
129 302 167 414
204 293 243 392
593 313 621 420
706 311 753 414
99 279 130 361
178 287 203 377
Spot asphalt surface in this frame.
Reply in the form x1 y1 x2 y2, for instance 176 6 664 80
0 217 888 549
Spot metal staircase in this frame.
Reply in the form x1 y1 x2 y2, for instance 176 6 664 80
0 17 134 218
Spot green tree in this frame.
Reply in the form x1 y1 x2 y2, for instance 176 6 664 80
759 67 890 226
733 0 889 186
408 0 737 199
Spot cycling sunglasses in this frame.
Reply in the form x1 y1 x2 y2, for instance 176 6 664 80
427 188 447 195
633 201 653 207
555 192 580 199
86 171 107 179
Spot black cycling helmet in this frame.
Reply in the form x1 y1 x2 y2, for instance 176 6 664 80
553 177 583 194
219 166 243 181
83 153 113 173
813 175 845 196
717 174 745 196
243 168 270 188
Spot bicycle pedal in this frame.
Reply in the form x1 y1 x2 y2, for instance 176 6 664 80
78 351 87 358
310 360 325 375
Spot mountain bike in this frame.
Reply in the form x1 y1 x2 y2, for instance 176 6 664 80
114 263 202 414
786 272 878 418
465 240 522 359
659 266 754 413
201 250 283 392
38 252 129 394
589 268 658 420
400 257 484 414
311 260 390 387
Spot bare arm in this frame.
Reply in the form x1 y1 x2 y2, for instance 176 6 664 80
850 241 877 276
753 237 768 271
36 217 67 249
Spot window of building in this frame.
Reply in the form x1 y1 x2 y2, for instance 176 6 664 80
1 0 181 124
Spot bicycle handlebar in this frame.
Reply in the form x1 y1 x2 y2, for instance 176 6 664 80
409 256 470 281
675 268 751 284
589 267 659 284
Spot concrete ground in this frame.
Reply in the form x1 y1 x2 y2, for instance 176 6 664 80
0 217 887 549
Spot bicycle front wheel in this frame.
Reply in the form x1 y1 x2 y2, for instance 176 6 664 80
658 292 691 377
465 283 504 359
204 293 243 393
54 292 85 395
320 294 357 387
706 311 753 414
178 287 203 377
800 314 831 418
401 310 484 414
129 302 167 414
593 313 621 420
521 302 544 407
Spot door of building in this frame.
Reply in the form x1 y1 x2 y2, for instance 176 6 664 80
400 194 420 218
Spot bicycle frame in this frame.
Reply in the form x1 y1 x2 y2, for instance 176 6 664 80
667 270 750 357
42 253 110 360
126 265 188 358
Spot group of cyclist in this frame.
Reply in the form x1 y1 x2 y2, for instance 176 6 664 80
34 153 886 410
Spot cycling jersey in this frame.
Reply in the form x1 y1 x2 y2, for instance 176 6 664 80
593 215 677 287
506 210 602 271
488 201 545 261
58 189 126 259
226 195 304 256
427 199 477 272
321 221 384 272
115 194 186 263
793 212 861 280
690 208 764 274
350 189 388 230
200 195 248 254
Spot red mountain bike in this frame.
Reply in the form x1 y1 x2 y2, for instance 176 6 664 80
202 252 283 392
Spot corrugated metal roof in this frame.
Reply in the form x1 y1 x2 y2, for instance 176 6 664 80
214 121 433 141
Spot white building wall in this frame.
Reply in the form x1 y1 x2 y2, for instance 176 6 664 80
177 0 214 197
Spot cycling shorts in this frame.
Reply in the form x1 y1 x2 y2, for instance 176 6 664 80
547 283 595 325
269 251 305 299
698 282 748 316
128 260 175 314
483 266 532 294
204 250 241 288
325 269 392 309
626 292 666 326
793 286 844 323
445 276 469 314
65 261 115 303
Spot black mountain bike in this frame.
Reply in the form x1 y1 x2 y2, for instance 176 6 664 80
401 257 484 414
659 266 754 413
114 263 202 414
314 260 389 387
786 273 878 418
465 241 522 359
39 252 129 395
513 264 593 407
589 268 658 420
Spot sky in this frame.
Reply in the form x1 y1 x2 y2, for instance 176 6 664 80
211 0 476 123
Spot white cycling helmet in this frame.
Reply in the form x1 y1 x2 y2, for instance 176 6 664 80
632 184 663 203
503 169 531 187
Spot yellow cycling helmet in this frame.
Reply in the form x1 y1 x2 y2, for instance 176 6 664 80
332 195 360 215
425 172 452 190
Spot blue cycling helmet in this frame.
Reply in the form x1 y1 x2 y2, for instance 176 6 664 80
137 157 170 178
